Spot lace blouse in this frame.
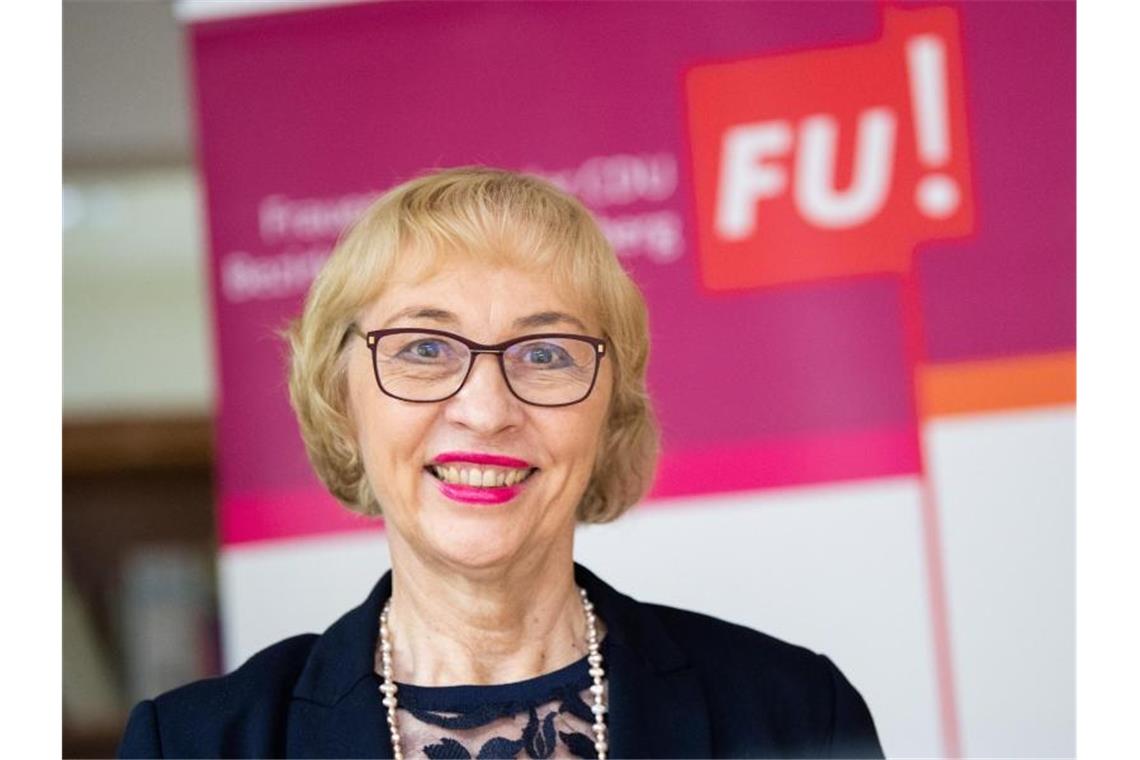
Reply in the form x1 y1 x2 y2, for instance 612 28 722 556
379 637 612 759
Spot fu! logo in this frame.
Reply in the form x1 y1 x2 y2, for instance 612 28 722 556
684 6 975 291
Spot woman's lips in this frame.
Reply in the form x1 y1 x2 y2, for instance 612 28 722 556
435 479 526 505
425 451 538 505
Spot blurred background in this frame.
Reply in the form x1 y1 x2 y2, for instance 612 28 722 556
62 2 214 756
61 1 1075 758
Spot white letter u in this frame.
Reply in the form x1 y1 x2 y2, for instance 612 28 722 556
794 107 896 229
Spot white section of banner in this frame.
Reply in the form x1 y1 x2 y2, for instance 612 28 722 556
929 406 1076 758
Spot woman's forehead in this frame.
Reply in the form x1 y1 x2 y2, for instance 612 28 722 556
370 305 594 337
360 260 600 334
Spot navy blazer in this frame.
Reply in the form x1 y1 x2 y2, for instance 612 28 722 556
119 564 883 758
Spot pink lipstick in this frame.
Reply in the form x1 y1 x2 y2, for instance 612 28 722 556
436 481 525 505
426 451 537 505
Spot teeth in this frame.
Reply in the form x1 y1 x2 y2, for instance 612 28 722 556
430 465 533 488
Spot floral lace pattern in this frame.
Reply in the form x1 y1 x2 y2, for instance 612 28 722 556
383 638 610 759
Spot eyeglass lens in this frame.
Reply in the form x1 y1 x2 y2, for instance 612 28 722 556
373 332 598 405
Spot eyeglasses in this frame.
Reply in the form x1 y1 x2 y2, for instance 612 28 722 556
350 326 607 407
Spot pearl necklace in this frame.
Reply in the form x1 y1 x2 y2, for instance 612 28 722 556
378 586 608 760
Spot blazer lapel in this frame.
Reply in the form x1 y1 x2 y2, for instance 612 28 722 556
287 678 393 758
287 572 394 758
604 637 713 758
576 564 712 758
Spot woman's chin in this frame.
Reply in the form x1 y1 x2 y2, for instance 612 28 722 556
423 508 558 572
426 534 525 573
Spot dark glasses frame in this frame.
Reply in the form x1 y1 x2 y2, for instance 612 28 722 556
349 325 607 407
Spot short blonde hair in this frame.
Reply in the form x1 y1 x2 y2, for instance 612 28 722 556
285 166 659 522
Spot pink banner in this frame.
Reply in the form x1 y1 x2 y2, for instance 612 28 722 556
189 0 1073 547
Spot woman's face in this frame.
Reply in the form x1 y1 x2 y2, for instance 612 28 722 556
346 256 613 573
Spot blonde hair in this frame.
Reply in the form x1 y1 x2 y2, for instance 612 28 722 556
284 166 659 522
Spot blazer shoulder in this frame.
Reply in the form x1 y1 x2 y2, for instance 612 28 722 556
643 600 821 670
641 602 883 758
119 633 319 758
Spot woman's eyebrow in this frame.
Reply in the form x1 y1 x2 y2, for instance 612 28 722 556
382 307 588 332
382 306 458 328
512 311 588 332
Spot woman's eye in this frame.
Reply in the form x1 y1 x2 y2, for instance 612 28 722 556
401 340 448 360
523 344 571 367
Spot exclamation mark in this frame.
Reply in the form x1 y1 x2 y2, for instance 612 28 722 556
906 34 960 219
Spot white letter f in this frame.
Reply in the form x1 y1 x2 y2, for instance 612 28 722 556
714 120 793 241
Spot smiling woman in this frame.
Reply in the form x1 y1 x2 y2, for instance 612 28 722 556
118 167 884 759
341 257 619 577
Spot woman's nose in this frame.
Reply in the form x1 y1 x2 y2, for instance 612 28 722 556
443 353 524 433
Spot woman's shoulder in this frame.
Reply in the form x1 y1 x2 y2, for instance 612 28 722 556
633 599 883 758
643 600 825 672
119 572 394 758
579 564 856 694
641 599 855 695
159 631 319 706
118 633 320 758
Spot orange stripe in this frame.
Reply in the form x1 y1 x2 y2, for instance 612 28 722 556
918 350 1076 418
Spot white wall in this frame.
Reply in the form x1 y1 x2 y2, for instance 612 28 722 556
63 167 213 417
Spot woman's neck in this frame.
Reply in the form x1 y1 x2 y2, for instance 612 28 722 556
381 537 596 686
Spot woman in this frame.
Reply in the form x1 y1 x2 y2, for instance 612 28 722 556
119 167 883 759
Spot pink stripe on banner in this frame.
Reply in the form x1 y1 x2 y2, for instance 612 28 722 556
221 487 384 546
221 426 919 546
649 425 920 500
